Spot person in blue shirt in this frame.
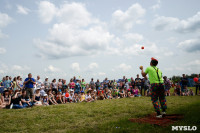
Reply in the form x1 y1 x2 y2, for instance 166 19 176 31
24 73 36 99
75 80 81 93
3 76 12 90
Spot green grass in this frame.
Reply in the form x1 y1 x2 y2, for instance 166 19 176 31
0 87 200 133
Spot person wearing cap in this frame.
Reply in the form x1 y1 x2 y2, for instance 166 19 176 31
24 73 36 99
140 57 167 118
80 91 85 102
42 94 49 106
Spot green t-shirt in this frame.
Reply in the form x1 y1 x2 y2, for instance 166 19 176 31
81 82 86 87
145 66 164 84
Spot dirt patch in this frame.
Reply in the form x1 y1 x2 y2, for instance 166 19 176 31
129 114 184 126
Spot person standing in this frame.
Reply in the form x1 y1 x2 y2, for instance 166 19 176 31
135 74 142 95
195 74 200 95
181 74 188 94
140 57 167 118
143 76 150 96
24 73 36 99
163 76 171 96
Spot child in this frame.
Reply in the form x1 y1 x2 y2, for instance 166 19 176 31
118 87 125 98
127 89 134 98
97 88 105 100
80 91 85 102
42 94 49 106
112 87 119 99
85 91 93 102
107 92 112 99
56 91 63 104
189 89 194 96
68 90 74 103
73 93 79 103
133 87 139 97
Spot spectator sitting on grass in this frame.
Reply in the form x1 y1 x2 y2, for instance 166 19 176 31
42 94 49 106
107 92 112 99
133 86 139 97
56 91 63 104
112 87 119 99
21 90 33 108
68 90 74 103
97 88 105 100
85 91 93 102
127 89 134 98
182 86 189 96
173 83 181 96
33 88 42 106
74 92 79 103
118 87 125 98
80 91 85 102
47 90 57 105
91 90 97 100
63 89 70 103
1 90 11 109
189 89 194 96
11 90 23 109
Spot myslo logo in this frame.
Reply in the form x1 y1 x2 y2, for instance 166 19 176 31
172 126 197 131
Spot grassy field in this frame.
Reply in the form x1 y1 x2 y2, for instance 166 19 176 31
0 87 200 133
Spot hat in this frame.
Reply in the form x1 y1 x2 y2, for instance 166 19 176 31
81 91 84 93
151 57 158 61
70 89 74 92
36 87 40 90
44 94 47 96
45 77 48 79
128 89 131 91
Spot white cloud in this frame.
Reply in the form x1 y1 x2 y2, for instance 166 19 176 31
153 12 200 33
0 48 6 54
118 63 132 71
123 33 143 43
44 65 60 72
35 24 114 58
99 72 106 76
12 65 30 71
88 62 98 69
36 2 114 59
178 38 200 52
0 12 12 28
38 1 57 23
111 3 146 31
17 5 30 15
151 0 161 10
71 63 80 72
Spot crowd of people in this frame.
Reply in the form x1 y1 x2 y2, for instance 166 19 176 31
0 73 199 109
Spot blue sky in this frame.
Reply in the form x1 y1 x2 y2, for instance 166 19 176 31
0 0 200 82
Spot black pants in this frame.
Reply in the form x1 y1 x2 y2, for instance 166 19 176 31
196 85 200 95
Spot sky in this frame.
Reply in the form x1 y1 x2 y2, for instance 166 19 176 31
0 0 200 82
